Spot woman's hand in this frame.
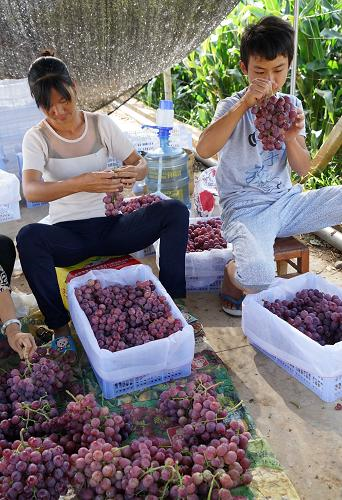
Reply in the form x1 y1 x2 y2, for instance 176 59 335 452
76 171 124 193
115 165 139 188
7 328 37 359
284 108 305 143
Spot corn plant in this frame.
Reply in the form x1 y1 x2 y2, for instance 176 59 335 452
138 0 341 185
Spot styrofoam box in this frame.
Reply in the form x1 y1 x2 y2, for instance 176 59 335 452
67 265 195 399
0 202 20 223
242 273 342 402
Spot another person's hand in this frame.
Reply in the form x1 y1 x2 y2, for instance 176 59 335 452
242 79 278 108
77 171 124 193
6 327 37 359
115 165 139 189
284 108 305 143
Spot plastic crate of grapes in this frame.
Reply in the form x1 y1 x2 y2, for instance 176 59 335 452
67 265 195 399
116 191 170 260
242 273 342 402
155 217 233 292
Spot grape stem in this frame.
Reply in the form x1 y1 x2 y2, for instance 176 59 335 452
207 471 220 500
65 389 78 401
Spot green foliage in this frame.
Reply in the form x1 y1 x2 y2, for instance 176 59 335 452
138 0 341 187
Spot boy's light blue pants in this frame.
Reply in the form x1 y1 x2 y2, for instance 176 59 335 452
221 184 342 292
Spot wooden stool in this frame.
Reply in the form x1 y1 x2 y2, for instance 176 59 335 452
274 236 309 277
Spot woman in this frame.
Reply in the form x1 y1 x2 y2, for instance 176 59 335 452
0 235 36 358
17 52 189 340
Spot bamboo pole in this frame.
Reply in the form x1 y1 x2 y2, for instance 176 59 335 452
163 68 172 101
301 116 342 183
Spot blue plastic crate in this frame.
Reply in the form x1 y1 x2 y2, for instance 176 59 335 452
92 362 191 399
251 342 342 403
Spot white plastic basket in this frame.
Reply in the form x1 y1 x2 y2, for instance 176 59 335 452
155 217 232 292
242 273 342 402
127 191 170 260
67 265 195 399
125 126 193 153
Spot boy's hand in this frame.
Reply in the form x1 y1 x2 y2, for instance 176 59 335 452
284 108 305 143
242 79 278 108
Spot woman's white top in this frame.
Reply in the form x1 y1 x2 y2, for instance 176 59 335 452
22 111 134 224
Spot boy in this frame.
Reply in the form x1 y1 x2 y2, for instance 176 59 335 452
196 16 342 316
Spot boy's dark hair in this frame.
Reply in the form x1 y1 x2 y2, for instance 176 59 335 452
28 50 74 110
240 16 294 67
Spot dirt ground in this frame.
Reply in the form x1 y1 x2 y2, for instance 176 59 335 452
2 200 342 500
1 103 341 500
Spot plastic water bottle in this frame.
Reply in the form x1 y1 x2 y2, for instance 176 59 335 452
144 100 191 209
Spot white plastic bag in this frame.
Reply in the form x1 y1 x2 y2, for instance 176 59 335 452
67 265 194 383
242 273 342 378
193 166 221 217
0 170 21 204
11 291 38 318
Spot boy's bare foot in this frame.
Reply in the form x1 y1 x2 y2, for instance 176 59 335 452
220 262 245 316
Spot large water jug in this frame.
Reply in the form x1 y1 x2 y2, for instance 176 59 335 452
144 100 191 209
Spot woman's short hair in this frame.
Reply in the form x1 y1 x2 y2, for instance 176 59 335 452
28 50 74 109
240 16 294 68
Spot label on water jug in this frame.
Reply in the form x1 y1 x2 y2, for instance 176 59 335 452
148 167 184 181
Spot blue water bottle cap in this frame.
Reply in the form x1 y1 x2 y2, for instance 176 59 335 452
159 100 173 110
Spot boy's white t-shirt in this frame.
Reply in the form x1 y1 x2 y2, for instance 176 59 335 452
214 89 306 213
22 112 134 224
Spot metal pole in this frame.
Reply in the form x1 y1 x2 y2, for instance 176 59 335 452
290 0 300 95
163 68 172 100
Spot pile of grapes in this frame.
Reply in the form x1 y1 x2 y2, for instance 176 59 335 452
0 436 70 499
66 374 252 499
252 95 297 151
264 288 342 345
187 219 227 252
75 279 183 352
1 345 253 499
103 193 162 217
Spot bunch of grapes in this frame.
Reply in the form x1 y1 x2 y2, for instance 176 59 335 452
264 288 342 345
159 374 216 425
6 356 71 404
252 95 297 151
75 279 183 352
50 393 129 455
103 193 162 217
0 436 69 499
187 219 226 252
9 400 59 440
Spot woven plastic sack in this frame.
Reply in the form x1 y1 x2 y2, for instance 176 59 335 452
242 273 342 378
193 166 221 217
67 265 194 383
